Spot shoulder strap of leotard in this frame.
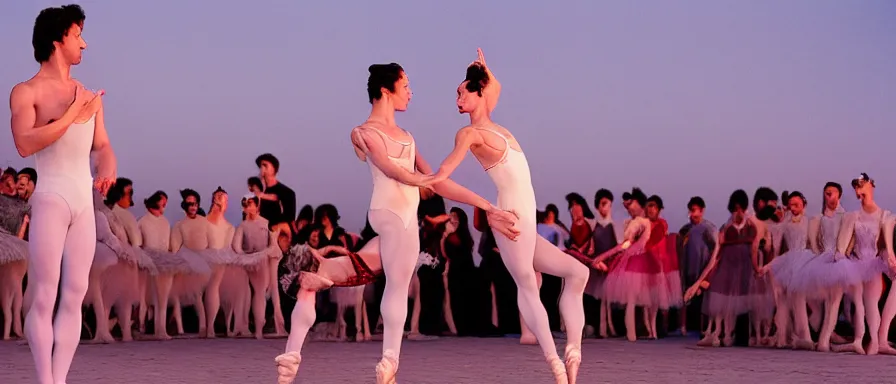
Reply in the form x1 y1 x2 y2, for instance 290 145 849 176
361 124 411 146
474 126 511 169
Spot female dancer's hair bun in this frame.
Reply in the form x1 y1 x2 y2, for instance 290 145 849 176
367 63 404 103
464 64 489 95
852 172 875 188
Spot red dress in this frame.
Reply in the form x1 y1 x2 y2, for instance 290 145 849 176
565 220 594 264
603 217 664 307
643 218 683 308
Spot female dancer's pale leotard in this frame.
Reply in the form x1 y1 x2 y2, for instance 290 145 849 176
25 114 98 384
476 126 588 363
363 126 421 361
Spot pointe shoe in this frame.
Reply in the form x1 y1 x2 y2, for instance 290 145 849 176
546 354 569 384
274 351 302 384
299 272 334 291
564 345 581 384
376 350 399 384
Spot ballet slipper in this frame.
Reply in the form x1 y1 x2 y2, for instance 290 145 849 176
546 354 569 384
564 345 581 384
375 350 399 384
299 272 334 292
274 351 302 384
722 336 734 347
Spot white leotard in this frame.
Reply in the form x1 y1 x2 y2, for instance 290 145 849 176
364 126 419 229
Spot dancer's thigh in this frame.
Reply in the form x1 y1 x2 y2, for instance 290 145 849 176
532 236 588 280
368 210 418 278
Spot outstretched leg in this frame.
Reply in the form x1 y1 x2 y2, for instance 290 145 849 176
532 236 588 384
493 223 567 383
368 210 420 384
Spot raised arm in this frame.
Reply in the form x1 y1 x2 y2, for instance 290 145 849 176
90 94 116 195
475 48 501 114
9 84 93 157
351 127 434 187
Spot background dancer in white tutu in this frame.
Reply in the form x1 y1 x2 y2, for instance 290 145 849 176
431 48 589 384
9 5 117 383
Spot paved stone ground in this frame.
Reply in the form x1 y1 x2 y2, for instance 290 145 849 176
1 336 894 383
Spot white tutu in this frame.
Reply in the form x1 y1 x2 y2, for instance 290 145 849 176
151 248 213 276
93 242 121 271
414 252 439 274
788 251 863 299
0 231 28 265
196 247 276 268
767 249 816 292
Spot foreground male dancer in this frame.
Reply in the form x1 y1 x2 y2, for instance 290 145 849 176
9 5 116 383
432 49 589 383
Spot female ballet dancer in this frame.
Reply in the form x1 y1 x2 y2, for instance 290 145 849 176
432 49 589 383
0 193 30 340
761 192 815 349
788 182 861 351
591 188 661 342
829 173 896 355
684 190 760 347
587 189 622 338
346 62 518 383
232 195 282 339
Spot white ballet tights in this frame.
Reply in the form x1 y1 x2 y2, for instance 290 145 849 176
285 289 316 353
494 223 589 361
368 210 420 362
24 192 97 384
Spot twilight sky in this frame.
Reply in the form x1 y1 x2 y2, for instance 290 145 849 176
2 0 895 233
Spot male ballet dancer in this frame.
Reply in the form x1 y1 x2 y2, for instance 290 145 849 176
9 5 116 384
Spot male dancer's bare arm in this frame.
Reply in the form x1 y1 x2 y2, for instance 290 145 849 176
91 99 117 195
351 128 435 187
9 84 92 157
432 127 479 181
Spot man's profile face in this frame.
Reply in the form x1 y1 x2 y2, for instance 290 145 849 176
259 161 275 178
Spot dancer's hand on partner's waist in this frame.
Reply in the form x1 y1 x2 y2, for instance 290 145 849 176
486 208 520 241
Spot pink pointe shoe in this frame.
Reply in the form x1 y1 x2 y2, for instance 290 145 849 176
376 350 399 384
546 354 569 384
274 351 302 384
565 345 581 384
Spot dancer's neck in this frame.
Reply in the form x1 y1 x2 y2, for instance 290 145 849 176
149 209 163 217
861 198 878 213
245 212 258 221
469 107 492 126
208 206 225 222
369 101 396 127
37 57 72 81
116 200 129 210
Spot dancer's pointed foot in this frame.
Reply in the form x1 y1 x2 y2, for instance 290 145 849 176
817 341 830 352
722 336 734 347
564 345 581 384
274 351 302 384
546 354 569 384
376 350 399 384
696 334 718 347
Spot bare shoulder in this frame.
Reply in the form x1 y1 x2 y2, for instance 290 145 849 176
9 81 36 103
